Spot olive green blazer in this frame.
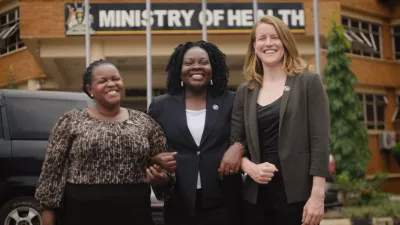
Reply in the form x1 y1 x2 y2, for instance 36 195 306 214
230 71 333 204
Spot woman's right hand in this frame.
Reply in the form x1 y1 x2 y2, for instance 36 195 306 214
247 161 278 184
146 165 170 186
42 210 56 225
151 152 177 173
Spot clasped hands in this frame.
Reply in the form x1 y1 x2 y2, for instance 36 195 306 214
147 152 177 186
148 144 278 185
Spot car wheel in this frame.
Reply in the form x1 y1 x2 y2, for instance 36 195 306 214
0 196 42 225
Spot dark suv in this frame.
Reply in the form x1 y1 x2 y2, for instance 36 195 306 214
0 89 165 225
0 89 93 225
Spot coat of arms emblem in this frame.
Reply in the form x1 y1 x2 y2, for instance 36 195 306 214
65 2 95 35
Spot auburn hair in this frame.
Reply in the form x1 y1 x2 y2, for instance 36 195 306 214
243 15 312 89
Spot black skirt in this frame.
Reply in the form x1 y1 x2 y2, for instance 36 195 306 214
59 183 154 225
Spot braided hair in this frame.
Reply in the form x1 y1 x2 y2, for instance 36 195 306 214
82 59 115 98
166 40 229 97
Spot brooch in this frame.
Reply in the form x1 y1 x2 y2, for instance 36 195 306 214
212 104 219 110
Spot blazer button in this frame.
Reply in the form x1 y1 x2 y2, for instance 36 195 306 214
196 151 200 155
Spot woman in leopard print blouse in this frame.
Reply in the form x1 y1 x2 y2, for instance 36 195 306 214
35 59 173 225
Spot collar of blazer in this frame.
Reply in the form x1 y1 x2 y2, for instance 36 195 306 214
170 91 226 148
246 76 294 162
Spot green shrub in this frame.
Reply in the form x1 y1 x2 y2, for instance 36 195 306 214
334 172 389 206
343 201 400 219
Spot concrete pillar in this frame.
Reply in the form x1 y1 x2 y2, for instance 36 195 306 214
91 40 105 63
27 79 41 90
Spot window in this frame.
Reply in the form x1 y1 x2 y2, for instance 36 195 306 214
0 110 3 139
392 95 400 130
342 16 381 59
358 94 386 130
0 8 24 55
5 98 88 140
393 26 400 60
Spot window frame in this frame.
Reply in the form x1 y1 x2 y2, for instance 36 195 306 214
0 8 24 56
342 16 382 59
392 26 400 60
358 93 386 130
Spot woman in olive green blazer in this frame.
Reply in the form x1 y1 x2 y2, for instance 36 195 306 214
230 15 332 225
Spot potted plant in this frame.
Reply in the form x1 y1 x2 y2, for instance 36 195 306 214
343 201 400 225
8 65 16 89
334 172 389 207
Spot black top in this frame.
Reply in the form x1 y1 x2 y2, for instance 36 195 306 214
257 97 281 164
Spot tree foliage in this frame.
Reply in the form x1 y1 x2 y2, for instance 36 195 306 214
324 18 371 178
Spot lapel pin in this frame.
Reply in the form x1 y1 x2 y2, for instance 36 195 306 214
212 104 219 110
283 86 290 91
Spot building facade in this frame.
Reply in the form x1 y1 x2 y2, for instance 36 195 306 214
1 0 400 192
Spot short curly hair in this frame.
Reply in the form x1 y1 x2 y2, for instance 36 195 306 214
166 41 229 97
82 59 115 98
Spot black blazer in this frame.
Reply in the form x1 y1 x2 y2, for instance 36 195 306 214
148 90 242 213
230 71 333 205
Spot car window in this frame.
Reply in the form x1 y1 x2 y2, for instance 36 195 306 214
5 97 88 140
0 109 3 139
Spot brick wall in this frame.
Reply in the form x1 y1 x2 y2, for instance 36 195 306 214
0 49 45 87
341 0 391 18
19 0 65 38
311 52 400 87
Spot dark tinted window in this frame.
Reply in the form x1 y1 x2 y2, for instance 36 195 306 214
5 97 87 140
0 110 3 139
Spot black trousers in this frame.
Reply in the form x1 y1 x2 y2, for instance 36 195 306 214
59 183 154 225
164 189 242 225
243 198 306 225
243 153 306 225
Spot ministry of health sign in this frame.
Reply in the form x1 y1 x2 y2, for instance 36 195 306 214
64 2 305 35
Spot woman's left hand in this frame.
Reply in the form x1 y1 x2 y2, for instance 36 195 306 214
146 165 169 186
218 143 244 180
302 189 325 225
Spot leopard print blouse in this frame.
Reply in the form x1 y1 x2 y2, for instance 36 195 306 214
35 108 171 209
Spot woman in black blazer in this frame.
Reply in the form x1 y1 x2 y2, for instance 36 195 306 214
230 16 332 225
148 41 244 225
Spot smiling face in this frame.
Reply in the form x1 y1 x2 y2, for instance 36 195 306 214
253 23 285 68
181 46 212 92
86 64 124 107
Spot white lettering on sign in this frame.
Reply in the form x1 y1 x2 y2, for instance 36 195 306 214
181 10 195 26
99 10 114 27
278 9 291 25
227 9 241 27
121 10 134 27
97 8 304 29
135 10 141 27
241 9 253 26
168 10 182 27
213 10 224 26
115 10 121 27
153 10 167 27
141 10 154 27
198 9 214 26
291 9 304 26
256 9 274 20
